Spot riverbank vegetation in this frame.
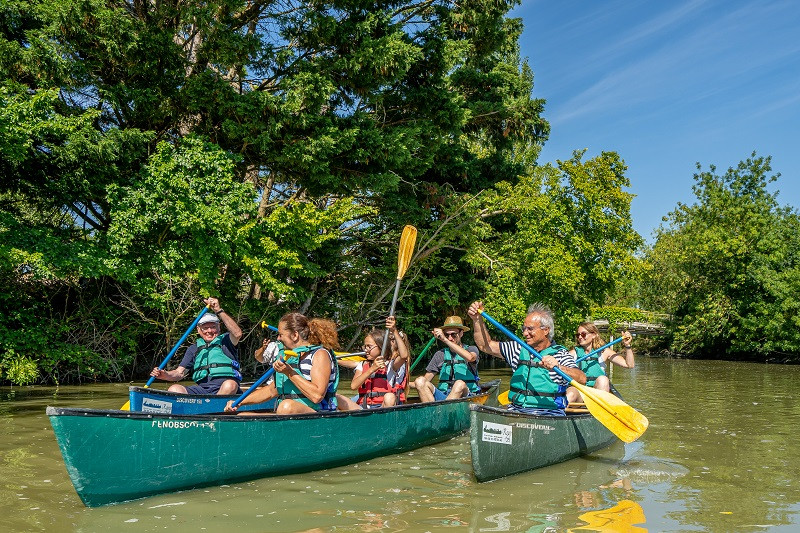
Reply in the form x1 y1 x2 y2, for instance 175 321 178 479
1 2 797 385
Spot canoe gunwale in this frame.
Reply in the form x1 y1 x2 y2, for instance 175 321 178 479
50 379 500 422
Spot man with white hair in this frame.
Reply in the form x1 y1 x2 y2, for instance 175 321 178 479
150 297 243 395
467 301 586 415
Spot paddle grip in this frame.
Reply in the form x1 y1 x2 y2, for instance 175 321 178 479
145 306 210 388
480 311 573 384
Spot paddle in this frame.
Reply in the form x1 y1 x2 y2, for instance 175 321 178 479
121 305 210 410
263 322 366 362
575 337 625 363
497 335 624 403
479 309 648 443
261 321 278 332
409 336 437 372
230 351 291 410
379 225 417 359
229 347 364 410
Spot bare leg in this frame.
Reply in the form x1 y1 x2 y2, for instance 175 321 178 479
566 386 583 404
216 379 239 395
168 384 188 394
593 375 611 392
382 392 397 407
414 376 436 403
275 398 317 415
336 394 362 411
446 380 468 400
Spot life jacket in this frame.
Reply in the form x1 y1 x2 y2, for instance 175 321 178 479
508 344 568 410
191 334 241 383
357 358 406 407
274 345 339 411
437 346 480 393
575 346 605 387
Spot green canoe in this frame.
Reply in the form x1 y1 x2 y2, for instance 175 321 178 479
469 401 617 482
48 380 499 507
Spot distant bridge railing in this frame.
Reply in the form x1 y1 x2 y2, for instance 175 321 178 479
591 310 671 337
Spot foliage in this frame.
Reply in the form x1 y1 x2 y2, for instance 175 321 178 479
642 154 800 360
0 0 647 383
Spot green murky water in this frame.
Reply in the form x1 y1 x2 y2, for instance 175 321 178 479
2 357 798 532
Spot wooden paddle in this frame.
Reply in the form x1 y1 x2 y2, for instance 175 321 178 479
120 305 210 410
379 225 417 359
480 310 648 443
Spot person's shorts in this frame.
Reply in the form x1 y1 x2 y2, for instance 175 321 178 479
507 405 566 417
185 378 240 395
433 388 448 401
434 386 475 401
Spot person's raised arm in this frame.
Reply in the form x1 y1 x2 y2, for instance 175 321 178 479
432 328 477 362
206 297 242 345
467 301 502 357
387 316 410 372
605 331 635 368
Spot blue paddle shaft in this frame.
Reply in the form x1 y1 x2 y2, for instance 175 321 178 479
231 367 276 408
480 311 574 384
145 306 210 388
263 323 278 332
575 337 624 363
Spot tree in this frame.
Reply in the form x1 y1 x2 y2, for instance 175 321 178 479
1 0 556 383
642 154 800 360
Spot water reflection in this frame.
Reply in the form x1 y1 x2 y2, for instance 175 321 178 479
569 499 646 532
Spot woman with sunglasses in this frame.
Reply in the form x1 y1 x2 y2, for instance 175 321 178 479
413 316 480 403
568 322 634 400
337 316 410 409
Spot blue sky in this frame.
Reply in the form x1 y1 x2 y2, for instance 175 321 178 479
512 0 800 242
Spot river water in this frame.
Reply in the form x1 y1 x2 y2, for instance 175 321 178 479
1 357 799 532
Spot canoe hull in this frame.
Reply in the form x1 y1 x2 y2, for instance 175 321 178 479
49 380 498 507
469 403 617 482
128 386 276 414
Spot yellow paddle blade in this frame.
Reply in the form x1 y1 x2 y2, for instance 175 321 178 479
120 401 130 411
571 381 648 443
498 390 510 405
336 355 366 362
396 225 417 279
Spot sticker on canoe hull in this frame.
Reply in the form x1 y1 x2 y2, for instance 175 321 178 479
142 398 173 414
482 421 512 445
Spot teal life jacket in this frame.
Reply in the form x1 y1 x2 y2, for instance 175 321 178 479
191 334 241 383
575 346 605 387
437 346 480 393
274 345 339 411
508 344 568 410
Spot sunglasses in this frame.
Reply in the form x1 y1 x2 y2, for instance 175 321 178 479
443 331 461 338
576 331 591 339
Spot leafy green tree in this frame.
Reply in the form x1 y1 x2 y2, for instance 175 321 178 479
642 154 800 359
1 0 560 383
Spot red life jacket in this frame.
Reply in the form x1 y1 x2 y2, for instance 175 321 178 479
357 361 406 407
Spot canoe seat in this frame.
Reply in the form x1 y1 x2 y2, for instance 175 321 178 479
566 402 589 413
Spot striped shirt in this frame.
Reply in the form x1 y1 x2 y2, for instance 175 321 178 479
498 341 577 387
